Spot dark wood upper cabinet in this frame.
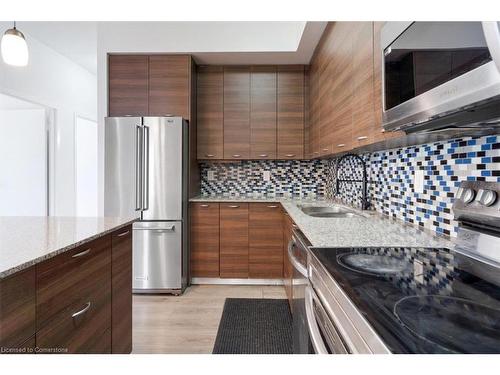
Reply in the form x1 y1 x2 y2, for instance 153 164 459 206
219 203 249 278
0 267 36 349
148 55 191 119
111 226 132 354
223 66 251 159
250 66 277 159
108 55 149 116
277 65 304 160
190 203 220 277
249 203 283 278
197 66 224 159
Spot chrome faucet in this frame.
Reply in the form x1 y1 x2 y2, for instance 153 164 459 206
335 153 370 210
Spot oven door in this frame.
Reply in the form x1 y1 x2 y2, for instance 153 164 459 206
381 21 500 132
305 285 349 354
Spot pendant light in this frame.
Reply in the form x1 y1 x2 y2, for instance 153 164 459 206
1 21 29 67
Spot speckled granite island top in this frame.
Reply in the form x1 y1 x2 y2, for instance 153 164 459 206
0 216 137 279
190 196 454 249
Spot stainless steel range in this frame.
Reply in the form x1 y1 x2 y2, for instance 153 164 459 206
304 181 500 353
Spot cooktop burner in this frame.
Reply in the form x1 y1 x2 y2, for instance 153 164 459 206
337 253 411 276
394 295 500 353
311 246 500 353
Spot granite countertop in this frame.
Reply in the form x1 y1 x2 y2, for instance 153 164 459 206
190 195 454 249
0 216 137 280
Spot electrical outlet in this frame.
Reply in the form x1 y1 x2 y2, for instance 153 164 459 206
414 259 424 284
414 169 425 194
263 171 271 182
207 171 215 181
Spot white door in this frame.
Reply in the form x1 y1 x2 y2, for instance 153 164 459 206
75 116 98 217
0 109 48 216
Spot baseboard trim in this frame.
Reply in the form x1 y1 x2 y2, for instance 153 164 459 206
191 277 284 286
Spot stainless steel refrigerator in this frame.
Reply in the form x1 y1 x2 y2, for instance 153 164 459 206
104 116 189 294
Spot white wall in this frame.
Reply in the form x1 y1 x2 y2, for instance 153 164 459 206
0 22 97 216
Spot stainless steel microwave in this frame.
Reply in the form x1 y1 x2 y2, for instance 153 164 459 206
381 22 500 133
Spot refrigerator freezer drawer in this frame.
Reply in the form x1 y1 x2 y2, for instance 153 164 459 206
132 221 182 292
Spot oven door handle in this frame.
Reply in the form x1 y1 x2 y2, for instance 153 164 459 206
287 238 308 278
305 286 329 354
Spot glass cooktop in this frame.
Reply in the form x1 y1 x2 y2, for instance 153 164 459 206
311 246 500 353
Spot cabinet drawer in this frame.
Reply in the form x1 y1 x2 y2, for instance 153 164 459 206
36 279 111 354
36 235 112 329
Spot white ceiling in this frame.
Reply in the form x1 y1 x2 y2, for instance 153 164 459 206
15 21 326 74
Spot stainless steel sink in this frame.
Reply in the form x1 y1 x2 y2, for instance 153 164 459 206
298 205 362 218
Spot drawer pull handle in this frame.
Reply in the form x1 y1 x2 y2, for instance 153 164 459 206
117 230 130 237
322 148 329 152
259 154 268 157
154 226 175 232
267 205 278 208
337 144 345 147
200 204 209 207
72 248 91 258
292 224 298 229
228 205 240 208
285 154 296 157
205 154 215 157
72 302 91 319
357 136 368 141
232 154 241 158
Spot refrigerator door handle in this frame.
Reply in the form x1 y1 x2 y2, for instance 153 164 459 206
135 125 143 211
143 125 150 211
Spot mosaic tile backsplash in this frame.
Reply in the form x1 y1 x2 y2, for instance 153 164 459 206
200 134 500 237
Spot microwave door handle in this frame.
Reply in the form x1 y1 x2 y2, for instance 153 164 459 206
135 125 142 211
483 22 500 73
305 286 329 354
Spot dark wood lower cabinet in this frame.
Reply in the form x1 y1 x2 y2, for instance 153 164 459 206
0 267 36 350
249 203 283 278
190 203 220 277
219 203 249 278
0 225 132 354
111 226 133 354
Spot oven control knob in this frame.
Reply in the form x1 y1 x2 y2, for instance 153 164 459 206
461 188 476 204
477 189 497 207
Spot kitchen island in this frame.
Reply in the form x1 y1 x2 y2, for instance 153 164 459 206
0 216 136 354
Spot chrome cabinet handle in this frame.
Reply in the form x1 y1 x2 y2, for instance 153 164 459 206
200 204 210 207
117 230 130 237
287 238 308 278
305 287 329 354
322 148 329 151
357 136 368 141
72 302 91 319
259 154 268 157
232 154 241 158
267 205 278 208
72 248 91 258
228 205 240 208
205 154 215 157
337 144 345 147
285 154 296 157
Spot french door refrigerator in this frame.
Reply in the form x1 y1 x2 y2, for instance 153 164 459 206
104 116 189 294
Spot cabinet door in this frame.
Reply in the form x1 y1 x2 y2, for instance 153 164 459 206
219 203 249 278
111 226 132 354
249 203 283 278
277 65 304 159
197 66 224 159
224 66 250 159
304 67 311 158
0 267 36 349
250 66 277 159
352 22 375 148
148 55 191 119
190 203 220 277
108 55 149 116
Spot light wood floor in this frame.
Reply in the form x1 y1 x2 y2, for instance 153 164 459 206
132 284 287 354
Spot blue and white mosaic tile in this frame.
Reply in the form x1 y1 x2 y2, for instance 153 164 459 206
200 134 500 237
